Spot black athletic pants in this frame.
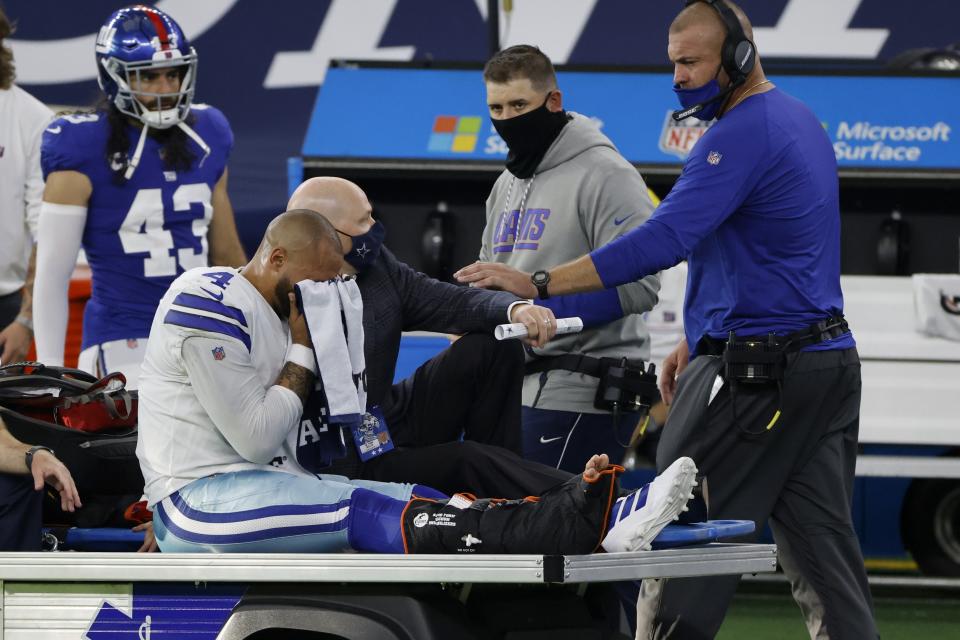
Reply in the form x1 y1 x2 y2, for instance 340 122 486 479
342 333 572 498
0 290 21 332
384 332 525 453
638 348 878 640
0 473 42 551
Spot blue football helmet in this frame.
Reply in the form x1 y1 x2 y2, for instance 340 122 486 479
95 5 197 130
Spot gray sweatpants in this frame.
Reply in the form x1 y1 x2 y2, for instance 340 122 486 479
637 349 878 640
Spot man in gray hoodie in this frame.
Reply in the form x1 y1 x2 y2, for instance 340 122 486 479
456 45 660 473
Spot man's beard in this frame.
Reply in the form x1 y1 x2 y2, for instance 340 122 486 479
274 276 292 319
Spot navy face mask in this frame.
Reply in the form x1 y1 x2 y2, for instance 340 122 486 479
674 78 724 121
338 220 386 272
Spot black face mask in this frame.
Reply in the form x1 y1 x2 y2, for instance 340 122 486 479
336 220 386 273
491 92 568 179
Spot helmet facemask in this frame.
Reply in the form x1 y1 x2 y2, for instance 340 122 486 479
93 6 208 180
100 50 197 130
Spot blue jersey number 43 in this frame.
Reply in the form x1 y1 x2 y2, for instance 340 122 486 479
118 184 213 277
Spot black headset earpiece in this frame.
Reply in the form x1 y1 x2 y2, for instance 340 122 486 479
672 0 757 121
685 0 756 85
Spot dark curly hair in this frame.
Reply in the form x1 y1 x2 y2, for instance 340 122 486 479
0 7 16 90
102 100 197 183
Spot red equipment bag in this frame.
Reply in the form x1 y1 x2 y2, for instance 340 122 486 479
0 363 136 432
0 363 145 527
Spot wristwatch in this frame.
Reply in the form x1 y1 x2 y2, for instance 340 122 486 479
25 446 54 472
531 270 551 300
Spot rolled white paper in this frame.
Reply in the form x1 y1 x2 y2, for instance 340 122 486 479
495 317 584 341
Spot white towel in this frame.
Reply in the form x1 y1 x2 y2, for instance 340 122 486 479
295 278 367 424
336 277 368 406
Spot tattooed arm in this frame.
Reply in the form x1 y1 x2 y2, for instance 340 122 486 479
276 291 318 405
275 361 315 406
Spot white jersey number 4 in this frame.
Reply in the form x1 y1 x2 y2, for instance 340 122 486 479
119 184 213 278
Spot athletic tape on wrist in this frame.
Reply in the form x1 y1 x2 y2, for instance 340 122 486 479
285 343 317 375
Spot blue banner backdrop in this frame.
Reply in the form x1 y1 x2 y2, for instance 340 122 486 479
5 0 958 222
304 68 960 172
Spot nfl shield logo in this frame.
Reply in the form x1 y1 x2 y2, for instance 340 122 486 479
212 346 226 361
707 151 723 165
658 110 714 159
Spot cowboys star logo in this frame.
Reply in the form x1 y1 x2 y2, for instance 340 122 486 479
354 243 370 259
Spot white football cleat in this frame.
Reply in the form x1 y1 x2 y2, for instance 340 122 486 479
601 456 698 553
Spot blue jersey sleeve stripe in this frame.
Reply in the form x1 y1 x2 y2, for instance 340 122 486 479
164 309 252 351
172 292 248 327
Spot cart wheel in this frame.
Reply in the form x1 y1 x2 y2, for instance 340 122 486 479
901 479 960 576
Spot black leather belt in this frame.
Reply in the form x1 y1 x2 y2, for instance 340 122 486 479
696 316 850 356
525 353 642 377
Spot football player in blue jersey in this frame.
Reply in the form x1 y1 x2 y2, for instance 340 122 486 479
32 5 245 388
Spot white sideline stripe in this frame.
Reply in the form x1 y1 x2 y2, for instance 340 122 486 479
162 498 350 536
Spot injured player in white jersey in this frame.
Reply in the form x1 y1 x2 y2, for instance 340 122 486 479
135 208 696 554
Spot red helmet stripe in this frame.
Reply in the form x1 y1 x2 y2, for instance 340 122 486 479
144 9 171 50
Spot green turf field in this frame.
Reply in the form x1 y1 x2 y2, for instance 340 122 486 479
717 592 960 639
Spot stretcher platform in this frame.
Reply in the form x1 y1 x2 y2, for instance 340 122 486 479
0 543 776 584
0 545 777 639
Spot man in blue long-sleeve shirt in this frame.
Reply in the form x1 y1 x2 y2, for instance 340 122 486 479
458 1 878 637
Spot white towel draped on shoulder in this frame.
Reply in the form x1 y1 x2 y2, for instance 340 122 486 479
295 277 367 424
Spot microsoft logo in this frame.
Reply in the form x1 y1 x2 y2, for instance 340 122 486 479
428 115 482 153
